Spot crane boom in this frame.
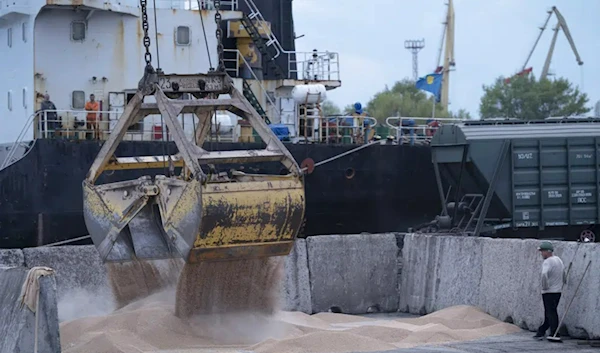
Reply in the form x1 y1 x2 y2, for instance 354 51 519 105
541 6 584 80
506 6 583 84
521 9 553 72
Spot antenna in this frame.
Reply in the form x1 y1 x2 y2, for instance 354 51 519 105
404 39 425 81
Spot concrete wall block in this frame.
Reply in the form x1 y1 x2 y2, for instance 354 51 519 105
550 242 600 339
0 267 61 353
399 234 439 314
0 249 25 267
478 238 545 330
307 233 399 314
34 275 62 353
281 239 311 313
431 236 484 311
23 245 109 299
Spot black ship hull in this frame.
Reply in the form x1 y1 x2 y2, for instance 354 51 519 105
0 139 441 248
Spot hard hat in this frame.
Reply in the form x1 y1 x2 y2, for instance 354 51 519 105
538 241 554 252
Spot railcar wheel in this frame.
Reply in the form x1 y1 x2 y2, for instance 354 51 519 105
579 229 595 243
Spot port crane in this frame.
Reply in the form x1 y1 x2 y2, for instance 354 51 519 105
433 0 455 111
505 6 583 84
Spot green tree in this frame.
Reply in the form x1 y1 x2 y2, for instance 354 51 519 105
365 79 449 122
321 99 341 116
479 74 590 120
450 108 473 120
343 104 356 115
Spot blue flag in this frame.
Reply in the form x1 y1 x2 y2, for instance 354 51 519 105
415 73 442 102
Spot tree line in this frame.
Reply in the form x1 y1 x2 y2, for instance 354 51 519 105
322 74 592 122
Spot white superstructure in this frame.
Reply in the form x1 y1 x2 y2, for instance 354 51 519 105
0 0 341 145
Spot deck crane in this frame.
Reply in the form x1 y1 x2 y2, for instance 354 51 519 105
505 6 583 84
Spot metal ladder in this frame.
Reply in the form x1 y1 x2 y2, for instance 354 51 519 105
242 79 271 125
240 0 286 78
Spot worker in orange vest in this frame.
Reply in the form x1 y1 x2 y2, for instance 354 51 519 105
85 94 100 139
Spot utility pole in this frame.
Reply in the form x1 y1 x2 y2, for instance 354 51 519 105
404 39 425 81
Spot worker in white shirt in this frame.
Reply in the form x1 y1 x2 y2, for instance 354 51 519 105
534 241 565 340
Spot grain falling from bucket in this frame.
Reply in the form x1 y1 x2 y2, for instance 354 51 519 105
106 258 184 309
175 256 285 318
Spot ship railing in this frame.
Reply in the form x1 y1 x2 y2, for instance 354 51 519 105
32 109 240 143
386 116 467 146
296 115 378 144
160 0 238 10
224 48 340 82
223 49 280 122
0 110 41 170
288 51 340 82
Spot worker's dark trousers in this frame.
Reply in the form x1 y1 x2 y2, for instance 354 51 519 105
537 292 561 336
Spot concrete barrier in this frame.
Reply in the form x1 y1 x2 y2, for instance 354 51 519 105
17 234 401 317
306 233 399 314
0 249 25 267
10 232 600 340
0 267 61 353
22 244 312 316
400 234 600 339
23 246 109 299
281 239 311 313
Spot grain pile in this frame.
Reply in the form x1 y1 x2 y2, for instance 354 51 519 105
60 291 522 353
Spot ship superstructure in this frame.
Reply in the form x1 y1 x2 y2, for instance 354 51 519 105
0 0 342 146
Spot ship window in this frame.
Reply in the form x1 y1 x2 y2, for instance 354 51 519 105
7 27 12 48
71 21 86 42
72 90 85 109
175 26 190 46
7 90 12 111
22 22 27 43
22 88 27 108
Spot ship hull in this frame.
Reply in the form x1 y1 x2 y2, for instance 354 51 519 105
0 139 440 248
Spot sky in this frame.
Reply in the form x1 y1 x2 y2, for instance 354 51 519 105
291 0 600 118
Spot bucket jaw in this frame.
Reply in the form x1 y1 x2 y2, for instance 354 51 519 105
82 70 305 264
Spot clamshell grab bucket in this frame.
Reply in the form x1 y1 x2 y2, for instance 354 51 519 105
83 176 305 263
82 72 306 264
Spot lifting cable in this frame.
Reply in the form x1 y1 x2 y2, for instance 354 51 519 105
140 0 172 175
152 0 161 70
197 0 213 70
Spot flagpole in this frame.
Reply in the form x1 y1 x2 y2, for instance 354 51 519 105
431 95 436 119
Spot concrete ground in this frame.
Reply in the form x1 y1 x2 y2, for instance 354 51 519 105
360 332 600 353
353 312 600 353
145 333 600 353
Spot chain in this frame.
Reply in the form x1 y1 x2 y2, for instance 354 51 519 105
140 0 152 67
214 0 225 72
